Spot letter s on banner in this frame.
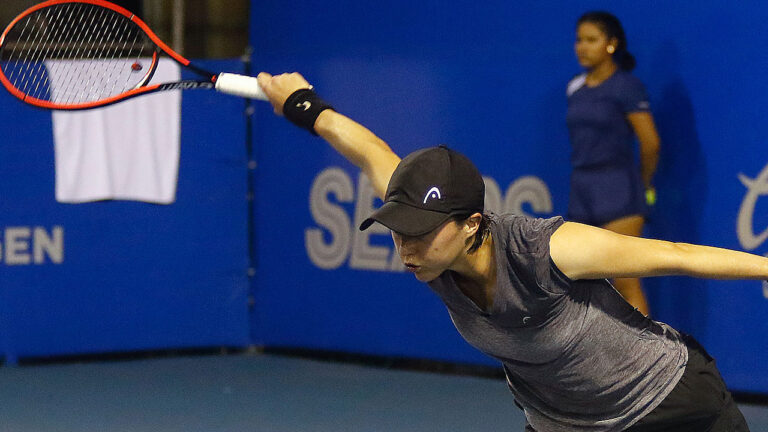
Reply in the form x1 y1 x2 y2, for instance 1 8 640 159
350 174 396 271
305 168 353 269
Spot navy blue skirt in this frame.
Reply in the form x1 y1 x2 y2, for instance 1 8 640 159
567 164 646 227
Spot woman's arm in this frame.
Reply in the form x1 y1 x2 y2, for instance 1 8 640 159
626 111 660 189
257 72 400 200
550 221 768 281
314 111 401 200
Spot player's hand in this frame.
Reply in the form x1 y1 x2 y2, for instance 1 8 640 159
257 72 313 116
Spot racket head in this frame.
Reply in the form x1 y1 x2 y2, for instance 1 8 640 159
0 0 195 110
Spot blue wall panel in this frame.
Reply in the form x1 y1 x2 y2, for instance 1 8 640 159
250 1 768 392
0 60 250 363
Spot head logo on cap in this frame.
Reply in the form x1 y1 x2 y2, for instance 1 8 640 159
423 186 442 204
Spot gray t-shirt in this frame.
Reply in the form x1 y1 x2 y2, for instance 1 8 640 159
427 213 687 432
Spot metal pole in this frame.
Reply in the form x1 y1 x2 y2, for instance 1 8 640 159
141 0 162 36
243 46 259 345
172 0 185 54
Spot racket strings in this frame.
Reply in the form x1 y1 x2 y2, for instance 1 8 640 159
27 5 72 99
9 6 52 91
48 5 88 101
53 5 145 103
68 6 110 102
0 3 155 105
8 4 81 96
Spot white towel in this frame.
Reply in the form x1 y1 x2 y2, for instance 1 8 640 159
50 59 182 204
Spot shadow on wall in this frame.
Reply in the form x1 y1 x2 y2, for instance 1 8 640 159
537 84 572 218
644 42 709 336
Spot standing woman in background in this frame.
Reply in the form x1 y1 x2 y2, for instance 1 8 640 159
566 11 660 315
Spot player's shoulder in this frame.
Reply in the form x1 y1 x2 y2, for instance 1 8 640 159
566 73 587 97
493 213 565 252
495 212 563 227
610 70 645 89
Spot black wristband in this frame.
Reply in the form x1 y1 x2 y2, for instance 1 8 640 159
283 88 333 136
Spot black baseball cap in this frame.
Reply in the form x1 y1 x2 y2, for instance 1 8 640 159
359 145 485 236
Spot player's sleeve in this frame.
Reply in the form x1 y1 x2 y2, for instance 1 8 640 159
618 75 651 113
566 73 586 98
508 216 567 294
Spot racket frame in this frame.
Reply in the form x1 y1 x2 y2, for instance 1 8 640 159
0 0 220 110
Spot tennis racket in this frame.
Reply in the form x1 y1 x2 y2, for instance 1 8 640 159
0 0 267 110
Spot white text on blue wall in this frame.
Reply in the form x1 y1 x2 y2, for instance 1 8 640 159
0 226 64 265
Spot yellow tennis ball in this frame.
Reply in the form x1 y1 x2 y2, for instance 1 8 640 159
645 188 657 206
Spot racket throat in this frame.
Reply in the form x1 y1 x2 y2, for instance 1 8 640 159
157 80 215 91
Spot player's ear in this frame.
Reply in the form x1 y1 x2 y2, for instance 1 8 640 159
608 37 619 53
462 213 483 238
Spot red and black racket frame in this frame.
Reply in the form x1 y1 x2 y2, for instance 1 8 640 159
0 0 220 110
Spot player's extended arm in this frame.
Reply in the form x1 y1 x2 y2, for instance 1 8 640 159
549 221 768 281
257 72 400 200
627 111 660 190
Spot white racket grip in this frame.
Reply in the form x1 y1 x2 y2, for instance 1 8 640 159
215 73 268 101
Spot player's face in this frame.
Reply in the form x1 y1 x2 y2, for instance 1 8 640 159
574 22 615 69
391 219 471 282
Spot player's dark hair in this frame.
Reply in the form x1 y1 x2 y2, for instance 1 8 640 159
453 213 492 254
577 11 636 71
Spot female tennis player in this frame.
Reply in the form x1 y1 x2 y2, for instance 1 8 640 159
256 72 753 431
567 11 661 315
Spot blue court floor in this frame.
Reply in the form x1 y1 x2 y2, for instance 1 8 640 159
1 353 767 431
